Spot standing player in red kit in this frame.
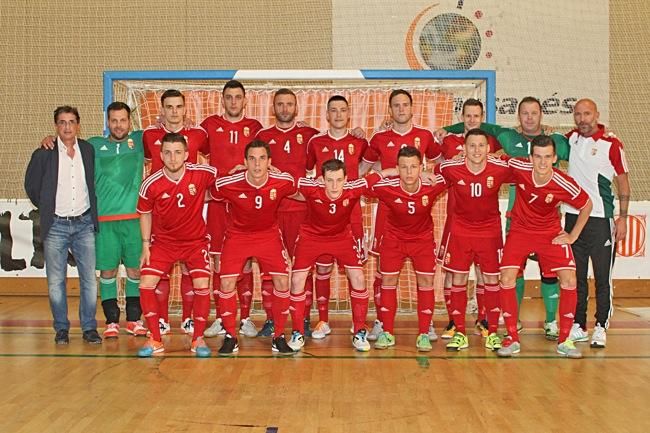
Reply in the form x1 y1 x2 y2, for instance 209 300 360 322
255 88 319 337
435 129 511 351
368 147 447 351
136 133 217 358
211 140 296 355
497 135 592 359
305 95 371 340
142 89 209 337
201 80 263 339
362 89 442 342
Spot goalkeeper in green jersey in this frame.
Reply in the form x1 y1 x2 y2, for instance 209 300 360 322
440 96 570 340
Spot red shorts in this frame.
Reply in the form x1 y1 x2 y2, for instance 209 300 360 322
292 231 364 272
142 238 211 278
379 236 436 276
442 231 503 275
220 228 290 278
369 201 387 256
206 201 228 255
436 219 452 264
501 230 576 273
278 208 307 255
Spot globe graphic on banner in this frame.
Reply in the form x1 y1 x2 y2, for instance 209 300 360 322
418 13 481 70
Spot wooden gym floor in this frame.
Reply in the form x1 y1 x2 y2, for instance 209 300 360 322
1 295 649 433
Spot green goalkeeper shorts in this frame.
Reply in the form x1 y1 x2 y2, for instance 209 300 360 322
96 218 142 270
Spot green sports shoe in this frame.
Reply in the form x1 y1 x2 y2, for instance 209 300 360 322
557 339 582 359
374 331 396 349
416 333 432 352
446 332 469 351
485 332 502 350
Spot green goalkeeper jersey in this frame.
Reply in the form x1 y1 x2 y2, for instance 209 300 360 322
88 130 144 220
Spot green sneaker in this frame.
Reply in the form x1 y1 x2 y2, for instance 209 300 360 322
544 320 559 341
445 332 469 351
374 331 396 349
557 339 582 359
485 332 502 350
416 333 432 352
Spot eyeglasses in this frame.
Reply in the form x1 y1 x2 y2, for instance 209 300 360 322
56 119 78 126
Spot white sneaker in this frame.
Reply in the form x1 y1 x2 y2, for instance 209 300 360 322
159 318 171 336
466 297 479 314
204 318 225 338
311 321 331 340
352 329 371 352
288 330 305 351
428 322 438 342
367 319 383 341
181 318 194 335
239 317 258 338
569 323 589 343
590 324 607 348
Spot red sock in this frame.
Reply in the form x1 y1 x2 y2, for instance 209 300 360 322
303 272 314 318
237 271 253 320
350 288 369 333
484 284 500 334
476 283 486 322
192 287 210 340
140 286 160 341
212 272 221 318
559 286 577 343
450 284 467 334
261 277 274 321
444 285 452 322
380 285 397 333
315 271 331 322
499 283 519 341
180 273 194 321
373 272 383 323
417 286 435 334
154 278 170 322
272 288 291 338
218 290 238 336
290 290 306 333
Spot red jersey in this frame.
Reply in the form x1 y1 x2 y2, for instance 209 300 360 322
142 125 209 173
297 173 381 238
368 176 447 241
306 131 368 180
436 156 512 237
200 115 263 174
210 171 296 234
508 158 590 236
137 163 217 244
363 125 441 168
440 133 501 160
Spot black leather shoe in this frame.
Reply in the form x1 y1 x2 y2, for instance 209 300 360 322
54 329 69 345
82 329 103 344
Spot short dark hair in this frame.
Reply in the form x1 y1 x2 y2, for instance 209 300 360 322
321 159 346 177
531 135 555 153
327 95 348 108
160 89 184 106
223 79 246 95
462 98 484 115
245 139 271 158
161 132 187 150
107 101 131 118
518 96 541 113
389 89 413 105
465 128 489 143
274 88 296 102
397 146 422 162
54 106 80 123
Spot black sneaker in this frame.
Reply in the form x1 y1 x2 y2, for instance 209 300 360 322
303 318 312 338
256 320 274 337
82 329 103 344
54 329 69 345
218 334 239 355
272 335 295 356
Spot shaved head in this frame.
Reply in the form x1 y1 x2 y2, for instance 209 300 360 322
573 98 600 136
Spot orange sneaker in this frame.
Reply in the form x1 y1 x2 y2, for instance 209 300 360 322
103 323 119 339
138 338 164 357
126 320 147 337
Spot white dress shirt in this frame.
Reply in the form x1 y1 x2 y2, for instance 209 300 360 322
55 137 90 217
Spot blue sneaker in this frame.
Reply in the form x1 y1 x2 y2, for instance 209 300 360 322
138 338 164 358
191 337 211 358
257 320 275 337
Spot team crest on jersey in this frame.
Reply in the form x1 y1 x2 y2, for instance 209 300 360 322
422 195 429 206
343 199 349 207
243 127 250 137
591 147 598 156
127 138 134 149
188 184 197 196
270 188 277 200
348 144 355 155
414 137 421 149
486 176 494 189
545 194 554 203
297 134 303 144
445 252 451 265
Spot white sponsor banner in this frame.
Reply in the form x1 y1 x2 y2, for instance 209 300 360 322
333 0 609 127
